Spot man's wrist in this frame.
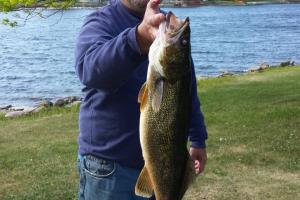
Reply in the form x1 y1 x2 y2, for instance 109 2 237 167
190 140 206 149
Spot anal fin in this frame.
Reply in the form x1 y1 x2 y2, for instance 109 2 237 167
135 166 154 198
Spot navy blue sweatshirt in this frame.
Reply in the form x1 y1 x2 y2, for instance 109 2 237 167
75 0 208 169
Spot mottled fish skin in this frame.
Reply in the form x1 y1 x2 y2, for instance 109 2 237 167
136 12 195 200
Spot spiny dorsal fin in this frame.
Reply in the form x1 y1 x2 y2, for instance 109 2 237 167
138 83 148 112
152 80 164 112
138 83 147 103
135 166 154 198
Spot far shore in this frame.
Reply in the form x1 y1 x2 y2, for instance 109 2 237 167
72 1 300 9
0 62 297 112
17 1 300 11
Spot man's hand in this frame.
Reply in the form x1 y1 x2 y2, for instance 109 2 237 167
190 147 207 175
137 0 165 54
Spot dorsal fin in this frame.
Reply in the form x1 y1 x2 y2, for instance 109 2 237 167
138 82 148 112
138 82 147 103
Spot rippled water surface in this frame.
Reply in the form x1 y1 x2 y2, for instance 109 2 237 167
1 4 300 106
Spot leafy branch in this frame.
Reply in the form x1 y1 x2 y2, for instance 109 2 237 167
0 0 75 27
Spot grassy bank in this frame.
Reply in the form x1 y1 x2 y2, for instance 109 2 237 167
0 66 299 199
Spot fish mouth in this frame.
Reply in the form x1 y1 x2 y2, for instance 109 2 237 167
165 12 189 40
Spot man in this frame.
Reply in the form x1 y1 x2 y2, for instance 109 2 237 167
75 0 208 199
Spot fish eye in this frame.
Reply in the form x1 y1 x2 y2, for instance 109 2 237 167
181 39 188 46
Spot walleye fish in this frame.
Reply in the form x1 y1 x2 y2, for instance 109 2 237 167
135 12 195 200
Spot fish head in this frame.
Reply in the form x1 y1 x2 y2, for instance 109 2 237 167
150 12 191 83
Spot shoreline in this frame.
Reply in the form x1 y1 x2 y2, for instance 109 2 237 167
0 96 82 118
0 62 297 116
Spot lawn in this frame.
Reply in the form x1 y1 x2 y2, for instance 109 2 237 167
0 66 299 200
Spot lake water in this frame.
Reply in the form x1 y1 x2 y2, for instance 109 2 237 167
0 4 300 106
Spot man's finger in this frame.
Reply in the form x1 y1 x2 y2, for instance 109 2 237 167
149 13 165 26
148 0 161 9
193 160 199 174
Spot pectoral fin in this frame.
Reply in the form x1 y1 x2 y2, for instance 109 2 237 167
138 83 148 112
135 166 153 198
152 80 164 112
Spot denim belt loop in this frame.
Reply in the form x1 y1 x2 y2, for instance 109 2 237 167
78 154 85 160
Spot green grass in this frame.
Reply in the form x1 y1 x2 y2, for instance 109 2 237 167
0 106 79 200
0 66 299 200
185 66 300 200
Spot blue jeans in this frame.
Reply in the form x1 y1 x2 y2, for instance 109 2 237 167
77 154 155 200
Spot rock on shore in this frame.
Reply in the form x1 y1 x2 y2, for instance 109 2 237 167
0 96 82 118
248 60 296 73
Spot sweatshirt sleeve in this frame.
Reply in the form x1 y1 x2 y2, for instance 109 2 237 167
74 11 145 90
188 61 208 148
